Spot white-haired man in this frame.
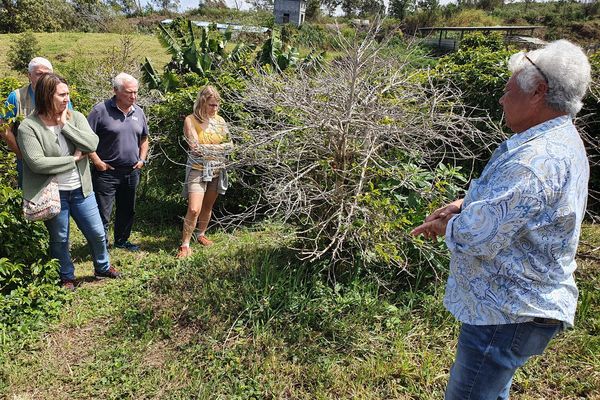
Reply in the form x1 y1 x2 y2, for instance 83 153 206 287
88 73 149 251
411 40 591 400
1 57 54 187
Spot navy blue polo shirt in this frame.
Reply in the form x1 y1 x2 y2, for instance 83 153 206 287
87 97 149 168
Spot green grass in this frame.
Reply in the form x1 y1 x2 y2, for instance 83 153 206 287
1 218 599 399
0 32 171 80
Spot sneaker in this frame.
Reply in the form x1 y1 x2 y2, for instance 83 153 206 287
61 279 76 291
95 266 122 280
114 241 140 252
197 235 214 246
176 245 192 259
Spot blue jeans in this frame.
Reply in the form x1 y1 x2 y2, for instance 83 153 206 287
44 188 111 281
445 321 561 400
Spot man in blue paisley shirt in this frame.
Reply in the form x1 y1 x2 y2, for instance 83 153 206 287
411 40 591 400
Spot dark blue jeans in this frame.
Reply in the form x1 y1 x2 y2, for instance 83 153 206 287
44 188 110 281
445 321 561 400
92 168 140 245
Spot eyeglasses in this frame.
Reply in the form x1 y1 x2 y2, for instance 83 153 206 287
524 53 549 85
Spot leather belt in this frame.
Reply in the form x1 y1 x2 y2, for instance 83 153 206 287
533 317 561 325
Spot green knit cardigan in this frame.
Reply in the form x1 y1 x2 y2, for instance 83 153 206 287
17 111 99 202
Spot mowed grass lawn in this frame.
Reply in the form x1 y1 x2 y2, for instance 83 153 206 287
0 32 170 80
0 212 598 399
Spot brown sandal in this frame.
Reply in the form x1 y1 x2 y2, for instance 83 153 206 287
176 245 192 258
197 235 214 246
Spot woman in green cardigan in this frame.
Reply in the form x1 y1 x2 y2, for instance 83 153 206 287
17 73 121 290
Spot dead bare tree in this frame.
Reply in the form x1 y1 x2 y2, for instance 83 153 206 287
214 26 505 273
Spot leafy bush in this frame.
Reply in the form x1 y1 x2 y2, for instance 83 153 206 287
7 31 41 74
0 172 65 355
0 104 66 357
294 24 338 50
582 51 600 213
443 9 502 27
426 32 511 121
0 77 23 103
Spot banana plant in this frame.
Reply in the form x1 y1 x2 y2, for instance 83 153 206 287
141 18 256 93
256 29 325 73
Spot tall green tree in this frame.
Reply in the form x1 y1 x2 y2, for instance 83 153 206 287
247 0 273 11
305 0 321 21
360 0 384 16
417 0 439 25
322 0 341 15
152 0 180 12
0 0 75 33
389 0 414 20
342 0 360 16
476 0 502 11
108 0 144 15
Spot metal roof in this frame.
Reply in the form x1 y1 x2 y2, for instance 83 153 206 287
160 19 269 33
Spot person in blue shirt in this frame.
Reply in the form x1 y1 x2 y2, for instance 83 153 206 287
1 57 53 188
88 73 149 252
412 40 591 400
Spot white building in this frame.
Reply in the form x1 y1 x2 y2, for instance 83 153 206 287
274 0 306 25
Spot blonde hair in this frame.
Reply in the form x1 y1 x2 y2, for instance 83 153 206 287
193 85 221 122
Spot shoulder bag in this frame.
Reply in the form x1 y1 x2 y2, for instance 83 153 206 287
23 176 61 221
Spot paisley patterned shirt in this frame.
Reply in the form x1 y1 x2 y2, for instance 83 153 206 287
444 116 589 327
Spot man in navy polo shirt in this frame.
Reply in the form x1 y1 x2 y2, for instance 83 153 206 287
88 73 149 251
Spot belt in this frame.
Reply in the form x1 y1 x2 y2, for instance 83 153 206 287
532 317 561 325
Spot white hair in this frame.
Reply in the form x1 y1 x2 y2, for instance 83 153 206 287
112 72 138 90
508 40 591 116
28 57 53 73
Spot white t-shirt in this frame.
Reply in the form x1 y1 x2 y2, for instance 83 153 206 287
49 125 81 190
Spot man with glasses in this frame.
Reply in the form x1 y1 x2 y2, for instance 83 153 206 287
411 40 591 399
88 73 149 252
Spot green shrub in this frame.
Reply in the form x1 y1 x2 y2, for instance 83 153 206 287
443 9 502 27
0 105 66 357
427 32 511 121
7 31 41 74
0 178 65 356
357 161 466 274
0 78 24 100
582 51 600 212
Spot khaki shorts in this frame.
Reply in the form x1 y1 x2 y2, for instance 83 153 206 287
187 168 219 193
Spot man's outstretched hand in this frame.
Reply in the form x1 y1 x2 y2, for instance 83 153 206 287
411 199 463 240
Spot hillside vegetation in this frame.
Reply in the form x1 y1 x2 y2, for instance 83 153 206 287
0 32 170 79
